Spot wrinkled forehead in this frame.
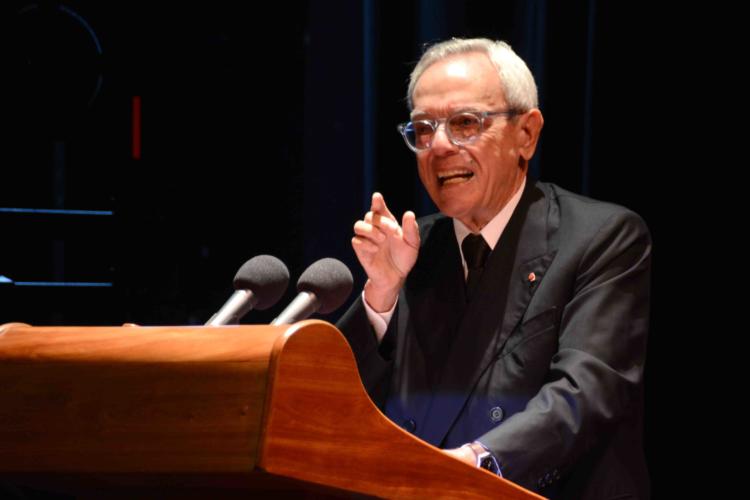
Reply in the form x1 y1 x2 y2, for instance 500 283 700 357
411 53 506 118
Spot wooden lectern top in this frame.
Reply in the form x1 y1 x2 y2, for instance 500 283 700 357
0 320 543 499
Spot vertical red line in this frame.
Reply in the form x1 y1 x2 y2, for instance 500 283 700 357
132 95 141 160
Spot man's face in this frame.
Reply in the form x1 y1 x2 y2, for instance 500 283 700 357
411 52 531 231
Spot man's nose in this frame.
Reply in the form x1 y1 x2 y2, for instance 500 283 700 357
430 123 459 155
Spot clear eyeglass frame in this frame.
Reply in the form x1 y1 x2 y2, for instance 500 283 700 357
396 109 518 153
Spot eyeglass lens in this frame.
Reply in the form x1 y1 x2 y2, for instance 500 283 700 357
405 112 483 150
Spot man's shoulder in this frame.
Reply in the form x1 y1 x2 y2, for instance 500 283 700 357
415 212 452 242
411 180 650 243
538 181 650 241
540 181 631 215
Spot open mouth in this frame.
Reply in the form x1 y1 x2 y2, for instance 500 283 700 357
437 169 474 186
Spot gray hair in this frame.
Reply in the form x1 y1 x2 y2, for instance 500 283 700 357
407 38 538 112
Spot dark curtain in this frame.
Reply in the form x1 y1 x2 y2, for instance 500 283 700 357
1 1 707 497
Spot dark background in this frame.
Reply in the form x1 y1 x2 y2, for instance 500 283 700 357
0 0 708 496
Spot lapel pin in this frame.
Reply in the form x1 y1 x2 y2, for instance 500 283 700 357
527 272 537 283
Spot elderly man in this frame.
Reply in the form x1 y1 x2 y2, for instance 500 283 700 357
337 38 650 499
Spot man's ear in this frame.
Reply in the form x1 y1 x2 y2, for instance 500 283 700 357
516 109 544 162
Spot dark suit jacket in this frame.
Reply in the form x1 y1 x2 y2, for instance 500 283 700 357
337 180 651 499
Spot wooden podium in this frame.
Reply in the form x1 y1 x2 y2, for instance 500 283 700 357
0 321 542 499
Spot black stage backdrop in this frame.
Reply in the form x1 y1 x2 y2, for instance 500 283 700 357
0 1 710 497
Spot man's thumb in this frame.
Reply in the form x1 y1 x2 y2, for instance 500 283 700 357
401 211 420 248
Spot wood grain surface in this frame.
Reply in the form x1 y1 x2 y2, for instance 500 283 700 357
259 320 544 499
0 321 543 499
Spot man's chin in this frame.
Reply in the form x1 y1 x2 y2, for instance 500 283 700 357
437 203 473 222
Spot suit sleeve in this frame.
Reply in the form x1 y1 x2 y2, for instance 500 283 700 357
479 210 652 489
336 296 397 408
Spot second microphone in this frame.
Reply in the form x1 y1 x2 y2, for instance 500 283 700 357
271 258 353 325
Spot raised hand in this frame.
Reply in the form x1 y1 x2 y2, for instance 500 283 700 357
351 193 420 312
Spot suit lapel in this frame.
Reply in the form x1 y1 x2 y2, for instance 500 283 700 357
419 181 560 446
387 216 466 433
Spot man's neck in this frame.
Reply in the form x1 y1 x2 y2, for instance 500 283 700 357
453 176 527 251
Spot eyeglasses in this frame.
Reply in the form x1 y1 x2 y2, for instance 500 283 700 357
397 110 518 153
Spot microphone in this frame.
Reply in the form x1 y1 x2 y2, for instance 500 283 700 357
271 258 353 325
205 255 289 326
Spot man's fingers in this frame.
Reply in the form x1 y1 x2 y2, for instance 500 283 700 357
354 220 386 242
365 211 400 235
371 192 396 220
401 211 421 249
351 236 379 255
359 196 418 250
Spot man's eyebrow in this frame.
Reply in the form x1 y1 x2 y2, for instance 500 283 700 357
410 107 483 119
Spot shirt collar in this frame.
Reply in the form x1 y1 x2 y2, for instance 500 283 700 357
453 176 526 274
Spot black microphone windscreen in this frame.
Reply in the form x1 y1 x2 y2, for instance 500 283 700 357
296 258 353 314
233 255 290 310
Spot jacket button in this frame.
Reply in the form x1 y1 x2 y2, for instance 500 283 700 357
489 406 504 423
402 418 417 433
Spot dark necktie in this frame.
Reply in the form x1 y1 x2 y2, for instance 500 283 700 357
461 233 491 302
